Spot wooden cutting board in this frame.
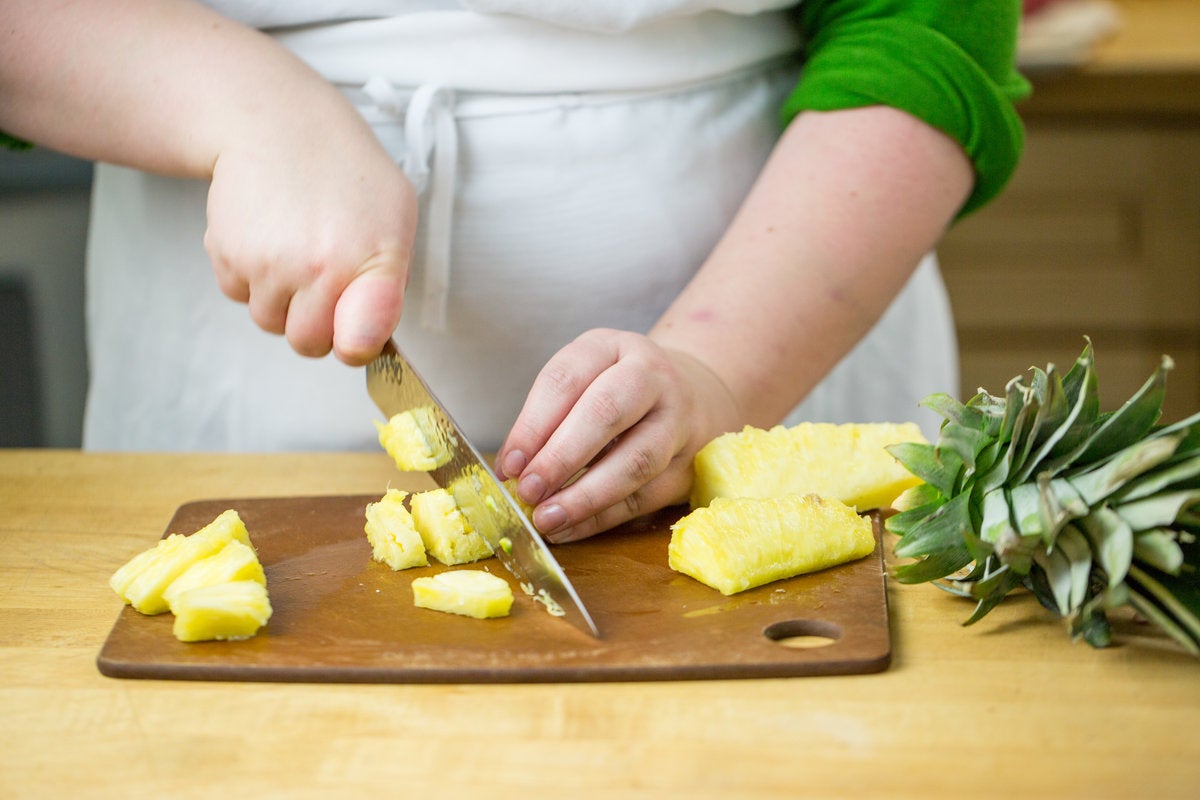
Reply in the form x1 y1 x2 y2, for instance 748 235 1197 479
98 494 891 683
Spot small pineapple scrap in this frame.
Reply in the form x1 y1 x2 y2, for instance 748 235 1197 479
410 488 493 565
116 509 253 615
412 569 514 619
375 405 454 471
690 421 926 510
172 580 273 642
364 489 428 570
163 539 266 613
668 494 875 595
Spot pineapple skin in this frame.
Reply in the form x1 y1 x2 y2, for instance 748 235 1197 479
118 509 253 615
669 494 876 595
163 539 266 613
410 488 493 565
412 569 514 619
375 406 452 472
171 580 273 642
364 489 429 570
690 422 927 510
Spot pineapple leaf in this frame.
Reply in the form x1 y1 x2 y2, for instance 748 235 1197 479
1012 364 1074 484
1078 505 1134 588
1125 565 1200 656
1074 355 1172 464
892 546 974 584
1067 433 1183 507
962 566 1024 625
1114 451 1200 504
893 492 972 561
887 441 963 497
1133 529 1186 574
1115 487 1200 531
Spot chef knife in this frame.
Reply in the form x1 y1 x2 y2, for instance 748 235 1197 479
366 339 600 638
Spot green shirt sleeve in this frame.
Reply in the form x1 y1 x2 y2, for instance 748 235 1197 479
784 0 1032 216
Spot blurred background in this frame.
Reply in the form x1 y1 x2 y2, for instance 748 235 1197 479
2 0 1196 447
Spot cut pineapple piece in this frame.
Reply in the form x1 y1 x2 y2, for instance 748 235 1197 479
110 533 184 599
690 422 926 510
364 489 428 570
668 494 875 595
412 569 514 619
410 488 493 565
375 405 454 471
172 580 273 642
118 509 253 615
163 539 266 613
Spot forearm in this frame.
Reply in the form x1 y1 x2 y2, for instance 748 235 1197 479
0 0 371 178
650 104 973 427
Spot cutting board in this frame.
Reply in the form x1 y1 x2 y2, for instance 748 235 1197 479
98 494 891 683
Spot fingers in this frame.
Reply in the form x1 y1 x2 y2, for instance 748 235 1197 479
537 424 692 543
332 268 405 365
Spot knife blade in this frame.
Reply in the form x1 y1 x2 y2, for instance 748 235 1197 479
366 339 600 638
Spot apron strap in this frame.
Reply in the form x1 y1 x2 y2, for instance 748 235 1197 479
362 78 458 332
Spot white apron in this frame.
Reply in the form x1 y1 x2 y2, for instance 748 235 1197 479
83 6 957 452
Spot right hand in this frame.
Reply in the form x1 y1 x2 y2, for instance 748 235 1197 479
204 123 418 366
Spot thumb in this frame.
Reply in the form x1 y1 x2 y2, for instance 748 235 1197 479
332 269 406 366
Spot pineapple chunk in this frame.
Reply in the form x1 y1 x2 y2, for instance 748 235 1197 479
690 422 926 510
364 489 428 570
668 494 875 595
412 570 514 619
410 488 493 565
375 406 453 471
171 580 273 642
117 509 253 615
163 539 266 613
110 533 184 599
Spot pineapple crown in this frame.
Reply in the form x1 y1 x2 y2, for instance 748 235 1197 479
884 338 1200 656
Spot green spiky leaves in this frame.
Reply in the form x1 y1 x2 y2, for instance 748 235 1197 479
885 339 1200 655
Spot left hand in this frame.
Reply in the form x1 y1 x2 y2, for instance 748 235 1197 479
495 329 741 542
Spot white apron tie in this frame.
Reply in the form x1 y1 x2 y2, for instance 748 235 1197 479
361 78 458 331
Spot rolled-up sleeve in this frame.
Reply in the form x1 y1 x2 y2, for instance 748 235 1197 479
784 0 1032 216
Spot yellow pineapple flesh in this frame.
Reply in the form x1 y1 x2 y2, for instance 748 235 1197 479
171 580 273 642
375 405 453 471
118 509 253 615
689 421 927 510
163 539 266 613
364 489 428 570
668 494 876 595
410 488 493 565
412 569 514 619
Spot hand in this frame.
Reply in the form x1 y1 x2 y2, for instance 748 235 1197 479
204 133 418 365
496 329 742 542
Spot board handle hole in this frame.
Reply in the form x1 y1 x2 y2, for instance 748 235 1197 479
763 619 842 650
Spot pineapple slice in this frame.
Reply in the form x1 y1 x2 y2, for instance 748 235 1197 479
171 580 273 642
668 494 875 595
412 569 514 619
690 421 926 510
364 489 428 570
410 488 493 565
117 509 253 615
375 405 453 471
163 539 266 613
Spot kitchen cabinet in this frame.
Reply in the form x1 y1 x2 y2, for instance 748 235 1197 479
938 0 1200 423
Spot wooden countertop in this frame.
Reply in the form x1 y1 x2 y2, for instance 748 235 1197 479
2 450 1197 799
1020 0 1200 117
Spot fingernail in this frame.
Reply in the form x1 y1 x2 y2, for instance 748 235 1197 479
500 449 527 480
534 503 566 534
518 473 548 505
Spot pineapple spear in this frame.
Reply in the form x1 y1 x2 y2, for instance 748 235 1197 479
885 339 1200 655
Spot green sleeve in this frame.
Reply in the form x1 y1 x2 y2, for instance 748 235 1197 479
784 0 1031 216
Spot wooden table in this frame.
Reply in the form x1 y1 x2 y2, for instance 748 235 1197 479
2 450 1197 799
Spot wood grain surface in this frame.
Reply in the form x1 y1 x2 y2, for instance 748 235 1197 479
4 451 1198 799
